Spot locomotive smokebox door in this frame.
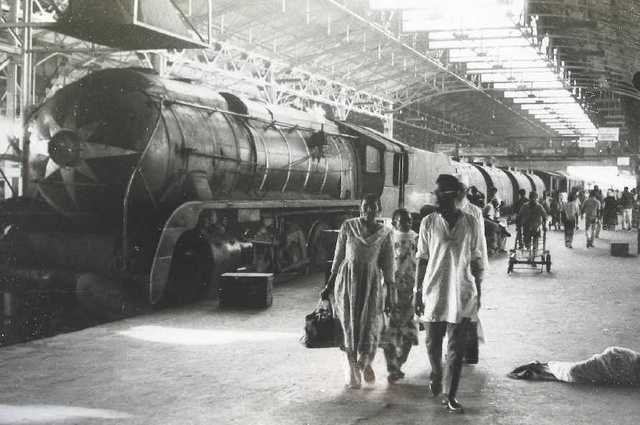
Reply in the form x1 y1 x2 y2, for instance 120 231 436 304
219 273 274 308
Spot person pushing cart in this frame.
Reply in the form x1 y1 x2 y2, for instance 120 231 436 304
517 191 548 262
508 191 551 274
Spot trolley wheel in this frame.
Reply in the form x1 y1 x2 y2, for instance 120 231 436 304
545 253 551 272
507 258 514 274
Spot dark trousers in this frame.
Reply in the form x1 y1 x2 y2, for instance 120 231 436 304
425 319 471 398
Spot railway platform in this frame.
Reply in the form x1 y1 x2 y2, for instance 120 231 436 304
1 226 639 425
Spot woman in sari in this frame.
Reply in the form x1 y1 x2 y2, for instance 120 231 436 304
321 193 395 389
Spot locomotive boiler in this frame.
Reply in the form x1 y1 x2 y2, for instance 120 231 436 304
0 67 555 342
3 67 368 312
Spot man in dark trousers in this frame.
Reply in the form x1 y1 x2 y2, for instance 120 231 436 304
413 174 484 413
619 186 634 231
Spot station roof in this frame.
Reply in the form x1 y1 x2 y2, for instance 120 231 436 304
1 0 639 152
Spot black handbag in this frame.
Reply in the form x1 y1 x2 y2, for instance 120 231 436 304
301 300 343 348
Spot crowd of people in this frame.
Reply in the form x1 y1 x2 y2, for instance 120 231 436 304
319 176 639 414
538 185 638 249
475 183 639 251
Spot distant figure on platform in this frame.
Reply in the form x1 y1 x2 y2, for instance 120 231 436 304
562 194 579 248
483 196 508 252
512 188 528 247
466 186 485 209
508 347 640 386
633 190 640 230
167 209 215 304
602 190 619 231
482 199 496 222
456 174 489 364
413 174 484 413
381 208 419 384
321 193 395 390
593 185 604 203
619 186 634 232
488 187 501 219
571 188 582 230
549 191 563 231
581 190 601 248
483 217 500 256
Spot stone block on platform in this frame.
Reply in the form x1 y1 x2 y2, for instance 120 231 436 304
610 243 629 257
220 273 273 308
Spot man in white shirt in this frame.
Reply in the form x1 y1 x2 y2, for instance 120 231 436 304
413 174 485 413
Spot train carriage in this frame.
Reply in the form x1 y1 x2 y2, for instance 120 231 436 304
525 172 547 196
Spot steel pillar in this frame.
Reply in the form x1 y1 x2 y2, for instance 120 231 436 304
20 0 33 195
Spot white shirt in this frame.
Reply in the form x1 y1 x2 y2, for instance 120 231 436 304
416 211 483 323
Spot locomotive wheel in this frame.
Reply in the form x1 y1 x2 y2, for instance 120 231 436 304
307 220 331 271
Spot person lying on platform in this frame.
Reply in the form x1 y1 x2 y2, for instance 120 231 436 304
507 347 640 386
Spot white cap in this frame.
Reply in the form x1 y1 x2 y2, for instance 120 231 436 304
455 173 470 188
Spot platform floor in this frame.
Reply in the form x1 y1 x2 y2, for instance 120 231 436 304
1 226 640 425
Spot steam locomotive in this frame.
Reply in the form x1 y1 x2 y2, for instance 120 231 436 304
0 68 561 337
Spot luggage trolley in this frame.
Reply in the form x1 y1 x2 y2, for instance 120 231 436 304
507 227 551 273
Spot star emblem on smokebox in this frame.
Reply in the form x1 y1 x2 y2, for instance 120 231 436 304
33 112 137 207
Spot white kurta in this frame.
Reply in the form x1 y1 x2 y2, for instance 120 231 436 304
416 211 483 323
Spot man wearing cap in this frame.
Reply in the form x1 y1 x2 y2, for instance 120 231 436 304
413 174 485 413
